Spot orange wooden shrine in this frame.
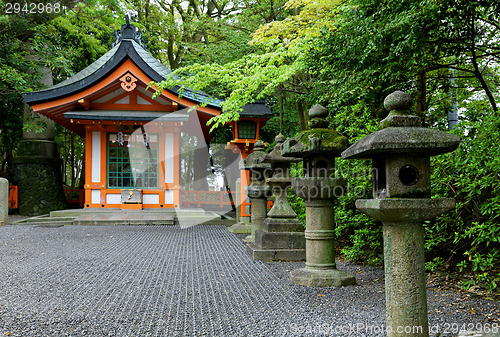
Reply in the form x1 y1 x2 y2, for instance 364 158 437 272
23 18 271 213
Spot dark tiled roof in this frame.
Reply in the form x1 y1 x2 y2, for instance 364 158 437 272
241 100 273 118
22 22 270 118
64 110 190 122
48 43 122 90
22 35 223 109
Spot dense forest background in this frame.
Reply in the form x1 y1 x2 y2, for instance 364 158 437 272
0 0 498 292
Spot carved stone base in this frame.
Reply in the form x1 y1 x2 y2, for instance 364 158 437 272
290 267 356 287
247 243 305 262
227 221 251 234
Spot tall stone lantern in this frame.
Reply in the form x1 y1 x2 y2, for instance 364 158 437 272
342 91 460 337
247 134 306 261
282 104 356 287
239 140 272 243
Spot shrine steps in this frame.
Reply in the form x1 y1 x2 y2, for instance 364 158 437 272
14 214 76 227
13 208 231 227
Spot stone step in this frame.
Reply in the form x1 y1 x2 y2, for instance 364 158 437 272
73 213 175 226
14 215 77 227
175 211 222 228
15 220 76 227
246 243 306 262
12 208 222 226
50 208 210 218
14 214 49 223
33 221 71 228
73 218 175 226
17 216 77 224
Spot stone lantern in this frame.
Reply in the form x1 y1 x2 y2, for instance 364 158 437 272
247 134 305 261
239 140 272 243
282 104 356 287
341 91 460 337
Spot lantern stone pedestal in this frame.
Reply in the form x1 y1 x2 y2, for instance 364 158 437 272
247 134 305 261
356 198 455 336
342 91 460 337
240 141 271 243
282 104 356 287
14 66 66 216
0 178 8 226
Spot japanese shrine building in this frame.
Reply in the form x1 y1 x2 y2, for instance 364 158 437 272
22 19 271 211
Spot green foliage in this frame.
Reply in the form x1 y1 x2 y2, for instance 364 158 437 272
426 257 445 273
51 0 122 78
0 6 69 94
428 102 500 292
54 125 85 188
0 0 122 180
0 94 24 177
128 0 288 69
153 41 308 131
259 97 301 144
0 4 66 178
332 103 382 264
288 162 305 225
334 158 381 264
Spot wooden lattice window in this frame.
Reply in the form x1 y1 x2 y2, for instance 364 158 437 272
107 132 159 189
237 120 257 139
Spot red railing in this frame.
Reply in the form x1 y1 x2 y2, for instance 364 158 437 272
64 189 85 208
181 190 235 208
8 186 18 209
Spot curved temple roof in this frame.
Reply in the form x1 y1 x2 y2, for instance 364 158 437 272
23 23 223 109
22 19 272 119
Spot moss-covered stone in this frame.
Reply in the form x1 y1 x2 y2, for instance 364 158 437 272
284 104 355 286
380 114 420 128
16 140 58 157
13 140 66 216
341 127 460 159
283 128 348 156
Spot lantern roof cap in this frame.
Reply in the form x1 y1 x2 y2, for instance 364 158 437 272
342 91 460 160
341 127 460 159
239 140 272 170
282 104 348 157
264 133 301 164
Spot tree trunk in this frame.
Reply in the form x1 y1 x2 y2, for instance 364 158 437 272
70 132 75 188
279 93 284 134
416 69 427 126
469 6 497 113
470 50 497 113
78 159 85 189
296 99 308 131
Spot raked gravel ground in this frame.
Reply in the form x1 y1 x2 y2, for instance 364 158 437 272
0 223 498 337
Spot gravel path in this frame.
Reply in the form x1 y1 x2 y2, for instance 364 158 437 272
0 224 498 336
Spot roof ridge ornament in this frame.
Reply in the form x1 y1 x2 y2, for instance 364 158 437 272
120 73 137 92
112 15 146 49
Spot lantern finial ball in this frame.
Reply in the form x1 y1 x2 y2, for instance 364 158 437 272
309 104 328 118
254 140 265 151
275 133 286 144
384 91 412 112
